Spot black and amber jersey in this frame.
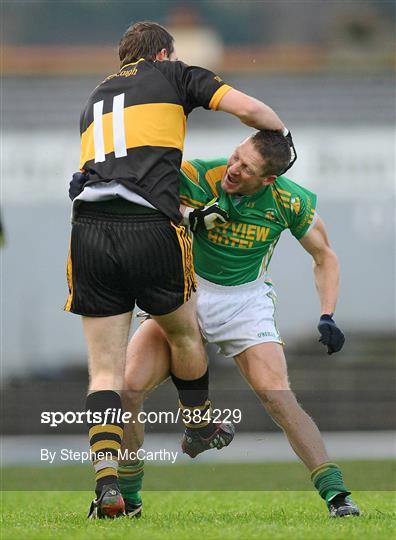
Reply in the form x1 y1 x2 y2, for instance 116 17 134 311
79 59 232 222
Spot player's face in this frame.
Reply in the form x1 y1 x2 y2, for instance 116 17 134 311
222 139 273 196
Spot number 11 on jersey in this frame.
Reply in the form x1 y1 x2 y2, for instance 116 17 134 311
93 93 127 163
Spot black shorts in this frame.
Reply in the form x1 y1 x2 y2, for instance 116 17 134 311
64 200 196 317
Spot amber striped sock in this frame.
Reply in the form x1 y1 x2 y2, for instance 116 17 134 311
86 390 124 497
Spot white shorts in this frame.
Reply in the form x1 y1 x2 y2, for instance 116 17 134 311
196 276 283 358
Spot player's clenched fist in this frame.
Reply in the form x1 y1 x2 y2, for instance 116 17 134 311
184 200 229 232
317 314 345 355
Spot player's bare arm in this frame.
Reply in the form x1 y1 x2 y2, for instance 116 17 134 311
217 88 284 131
299 216 340 316
299 216 345 355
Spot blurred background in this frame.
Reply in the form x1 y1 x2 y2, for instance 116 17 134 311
1 0 395 452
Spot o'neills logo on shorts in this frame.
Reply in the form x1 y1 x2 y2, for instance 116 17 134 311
257 331 276 338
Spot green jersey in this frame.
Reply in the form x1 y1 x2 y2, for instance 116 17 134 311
179 158 317 286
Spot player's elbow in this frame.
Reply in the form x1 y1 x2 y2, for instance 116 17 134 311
314 246 339 269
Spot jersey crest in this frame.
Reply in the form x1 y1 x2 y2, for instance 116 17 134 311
290 196 301 214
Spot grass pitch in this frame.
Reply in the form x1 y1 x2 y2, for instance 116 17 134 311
2 461 395 540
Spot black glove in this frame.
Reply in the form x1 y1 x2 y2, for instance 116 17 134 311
279 129 297 175
69 171 88 201
317 314 345 355
187 201 229 233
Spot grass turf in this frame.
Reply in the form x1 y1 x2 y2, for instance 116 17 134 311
1 461 395 540
2 459 395 491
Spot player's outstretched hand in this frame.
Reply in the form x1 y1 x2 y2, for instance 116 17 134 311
69 171 88 201
317 314 345 355
187 201 229 233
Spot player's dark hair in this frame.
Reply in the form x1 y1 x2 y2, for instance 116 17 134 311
250 130 291 177
119 21 175 65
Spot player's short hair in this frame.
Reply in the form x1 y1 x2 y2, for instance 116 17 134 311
250 130 291 177
119 21 175 65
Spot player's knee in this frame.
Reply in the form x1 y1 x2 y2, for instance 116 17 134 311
166 329 202 351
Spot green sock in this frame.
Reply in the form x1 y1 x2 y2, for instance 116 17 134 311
311 462 351 506
118 460 144 504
